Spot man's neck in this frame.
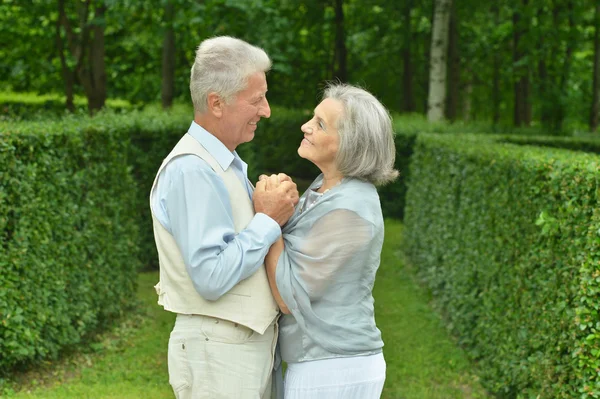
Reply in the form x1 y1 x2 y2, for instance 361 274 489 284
194 115 234 152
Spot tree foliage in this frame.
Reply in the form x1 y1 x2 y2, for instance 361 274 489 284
0 0 598 131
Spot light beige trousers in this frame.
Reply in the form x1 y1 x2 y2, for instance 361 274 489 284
168 314 277 399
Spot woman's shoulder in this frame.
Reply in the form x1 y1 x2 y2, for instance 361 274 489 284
339 178 378 200
332 179 381 219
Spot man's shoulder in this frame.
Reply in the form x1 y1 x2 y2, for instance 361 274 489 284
163 154 214 177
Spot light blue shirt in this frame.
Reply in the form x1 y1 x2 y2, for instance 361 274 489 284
151 122 281 301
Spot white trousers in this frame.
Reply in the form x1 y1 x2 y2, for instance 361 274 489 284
284 353 386 399
168 314 277 399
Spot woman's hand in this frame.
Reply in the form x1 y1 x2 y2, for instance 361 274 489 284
258 173 293 190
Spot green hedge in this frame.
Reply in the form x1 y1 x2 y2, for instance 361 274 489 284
0 92 134 120
403 133 600 397
0 112 140 371
499 134 600 154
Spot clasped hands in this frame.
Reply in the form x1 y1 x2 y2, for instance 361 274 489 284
252 173 299 226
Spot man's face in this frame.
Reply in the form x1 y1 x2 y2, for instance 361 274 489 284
221 71 271 150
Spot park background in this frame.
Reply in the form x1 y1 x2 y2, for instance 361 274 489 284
1 0 600 398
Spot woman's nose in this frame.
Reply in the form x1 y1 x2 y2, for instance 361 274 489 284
301 122 313 134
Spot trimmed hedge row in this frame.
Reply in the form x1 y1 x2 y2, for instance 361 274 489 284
403 133 600 397
0 112 140 371
500 134 600 154
0 92 134 121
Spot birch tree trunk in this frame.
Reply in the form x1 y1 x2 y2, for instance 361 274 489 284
427 0 452 122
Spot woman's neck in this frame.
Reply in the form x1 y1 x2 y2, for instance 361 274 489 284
317 172 344 193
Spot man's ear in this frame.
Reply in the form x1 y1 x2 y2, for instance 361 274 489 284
207 92 223 118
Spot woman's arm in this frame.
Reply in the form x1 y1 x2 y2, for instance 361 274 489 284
265 237 291 314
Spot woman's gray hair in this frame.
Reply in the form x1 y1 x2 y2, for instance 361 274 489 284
190 36 272 113
325 83 399 186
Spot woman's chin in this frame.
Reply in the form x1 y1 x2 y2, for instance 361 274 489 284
297 146 307 159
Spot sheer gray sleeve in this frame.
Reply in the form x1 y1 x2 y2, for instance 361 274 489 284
276 208 372 314
292 209 371 298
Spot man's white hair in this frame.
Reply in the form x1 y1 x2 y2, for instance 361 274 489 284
190 36 272 113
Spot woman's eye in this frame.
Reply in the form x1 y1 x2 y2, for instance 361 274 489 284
318 120 325 130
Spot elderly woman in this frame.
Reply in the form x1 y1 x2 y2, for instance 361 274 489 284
259 83 398 399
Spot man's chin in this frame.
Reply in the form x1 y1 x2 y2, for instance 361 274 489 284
243 132 255 143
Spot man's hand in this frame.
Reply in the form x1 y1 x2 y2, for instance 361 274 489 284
253 174 299 226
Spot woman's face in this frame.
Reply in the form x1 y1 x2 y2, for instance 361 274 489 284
298 98 343 171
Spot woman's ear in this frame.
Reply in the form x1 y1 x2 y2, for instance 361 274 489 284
207 92 223 118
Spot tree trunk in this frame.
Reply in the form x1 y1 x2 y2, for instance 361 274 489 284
492 3 500 125
161 0 176 109
57 0 106 115
512 0 530 126
55 6 75 113
591 3 600 132
427 0 452 122
446 1 459 121
402 0 415 112
537 6 551 127
463 77 472 122
332 0 347 82
82 3 106 113
423 4 435 113
555 0 575 132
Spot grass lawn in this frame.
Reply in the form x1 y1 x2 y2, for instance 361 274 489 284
3 220 487 399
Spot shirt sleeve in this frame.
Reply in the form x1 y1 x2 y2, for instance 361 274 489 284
157 155 281 301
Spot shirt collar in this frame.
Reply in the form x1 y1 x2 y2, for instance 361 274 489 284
187 121 239 171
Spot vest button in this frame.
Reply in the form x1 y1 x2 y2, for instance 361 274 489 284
205 337 209 341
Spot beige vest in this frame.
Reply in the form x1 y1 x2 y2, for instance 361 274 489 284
150 133 278 334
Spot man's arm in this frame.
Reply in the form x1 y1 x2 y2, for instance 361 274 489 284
159 156 281 301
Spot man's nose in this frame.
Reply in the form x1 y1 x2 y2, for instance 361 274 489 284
259 99 271 118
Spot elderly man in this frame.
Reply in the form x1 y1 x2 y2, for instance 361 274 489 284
150 36 298 399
